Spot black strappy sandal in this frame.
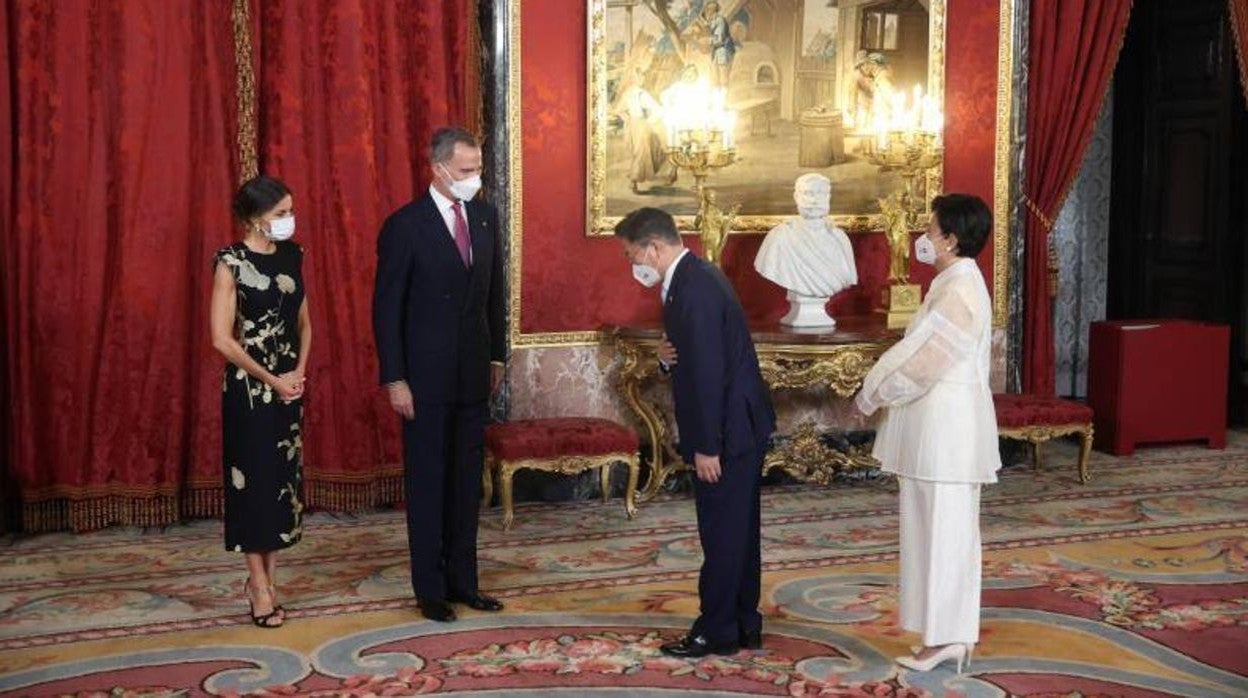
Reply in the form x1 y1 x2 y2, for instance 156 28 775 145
269 583 286 618
244 578 284 628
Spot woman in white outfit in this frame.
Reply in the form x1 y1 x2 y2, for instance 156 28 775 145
854 193 1001 673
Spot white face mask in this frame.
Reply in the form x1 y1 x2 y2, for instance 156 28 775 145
914 234 937 265
630 246 661 288
441 164 483 201
632 263 661 288
265 215 296 241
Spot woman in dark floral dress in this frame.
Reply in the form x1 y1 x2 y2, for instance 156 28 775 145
210 175 310 628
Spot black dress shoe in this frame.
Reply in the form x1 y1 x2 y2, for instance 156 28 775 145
739 629 763 650
415 598 456 622
659 634 739 658
447 591 504 612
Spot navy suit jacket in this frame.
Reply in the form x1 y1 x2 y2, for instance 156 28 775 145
372 193 506 404
662 253 776 463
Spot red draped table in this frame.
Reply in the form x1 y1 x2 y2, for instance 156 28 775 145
1087 320 1230 455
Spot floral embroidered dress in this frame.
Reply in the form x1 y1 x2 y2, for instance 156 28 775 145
213 241 305 552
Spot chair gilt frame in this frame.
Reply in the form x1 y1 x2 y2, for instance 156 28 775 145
998 423 1094 484
483 451 640 531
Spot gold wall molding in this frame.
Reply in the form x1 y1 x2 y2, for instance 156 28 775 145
992 0 1017 328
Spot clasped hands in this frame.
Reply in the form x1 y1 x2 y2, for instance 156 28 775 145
270 370 306 403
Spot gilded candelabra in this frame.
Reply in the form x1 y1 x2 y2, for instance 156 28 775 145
867 129 943 328
666 133 738 266
661 77 739 267
691 185 740 266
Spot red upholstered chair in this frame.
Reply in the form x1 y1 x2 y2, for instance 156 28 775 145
482 418 640 531
993 394 1094 483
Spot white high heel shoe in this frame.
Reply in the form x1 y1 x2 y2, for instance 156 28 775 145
895 643 973 673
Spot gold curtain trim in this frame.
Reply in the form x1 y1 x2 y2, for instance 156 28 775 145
20 490 219 534
306 473 405 513
1022 194 1061 298
232 0 258 183
467 0 484 138
19 474 406 533
1022 194 1055 231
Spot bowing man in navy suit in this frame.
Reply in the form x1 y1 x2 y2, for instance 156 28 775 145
372 127 507 623
614 207 776 657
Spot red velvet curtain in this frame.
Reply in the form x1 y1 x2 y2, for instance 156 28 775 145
1232 0 1248 104
0 1 14 533
2 1 240 531
252 0 477 510
0 0 477 531
1023 0 1133 396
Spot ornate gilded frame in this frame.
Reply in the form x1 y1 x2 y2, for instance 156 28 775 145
585 0 947 236
500 0 1017 347
993 0 1017 329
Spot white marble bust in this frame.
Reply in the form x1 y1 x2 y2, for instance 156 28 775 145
754 173 858 328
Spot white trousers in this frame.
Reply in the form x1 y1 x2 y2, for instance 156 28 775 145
898 476 982 646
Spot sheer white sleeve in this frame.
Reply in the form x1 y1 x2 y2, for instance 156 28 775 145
855 286 978 416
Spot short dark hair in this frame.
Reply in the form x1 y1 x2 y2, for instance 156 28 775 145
931 193 991 258
430 126 477 164
613 207 681 245
232 175 291 222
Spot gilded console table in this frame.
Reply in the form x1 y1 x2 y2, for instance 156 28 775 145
611 317 900 500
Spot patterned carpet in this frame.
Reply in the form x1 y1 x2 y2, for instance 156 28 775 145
1 436 1246 697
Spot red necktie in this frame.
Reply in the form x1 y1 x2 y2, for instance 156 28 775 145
451 201 472 268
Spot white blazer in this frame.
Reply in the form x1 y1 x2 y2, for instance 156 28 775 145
856 258 1002 484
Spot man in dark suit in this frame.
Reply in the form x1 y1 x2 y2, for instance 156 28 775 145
373 127 506 622
614 207 776 657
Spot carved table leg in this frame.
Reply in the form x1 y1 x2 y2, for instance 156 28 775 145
500 460 517 532
624 455 639 519
481 453 495 509
599 461 611 504
760 421 879 484
1078 425 1093 484
617 346 674 502
633 397 676 501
